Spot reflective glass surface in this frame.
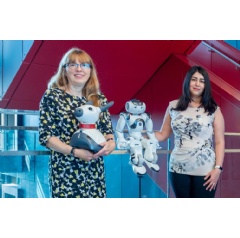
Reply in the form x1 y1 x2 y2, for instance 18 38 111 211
0 109 169 198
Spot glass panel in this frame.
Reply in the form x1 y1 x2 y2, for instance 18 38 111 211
224 40 240 50
0 40 34 99
0 109 169 198
104 152 168 198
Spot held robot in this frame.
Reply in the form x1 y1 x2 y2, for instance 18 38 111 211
115 99 160 175
70 101 114 153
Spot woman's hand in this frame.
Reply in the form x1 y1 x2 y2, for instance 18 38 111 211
203 169 222 191
93 140 116 159
74 148 94 161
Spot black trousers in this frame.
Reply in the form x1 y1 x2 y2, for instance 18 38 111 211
169 172 216 198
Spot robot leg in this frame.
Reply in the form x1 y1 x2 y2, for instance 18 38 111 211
144 152 160 172
142 139 160 172
128 138 146 175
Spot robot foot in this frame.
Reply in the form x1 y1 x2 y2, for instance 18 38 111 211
130 163 147 175
144 160 160 172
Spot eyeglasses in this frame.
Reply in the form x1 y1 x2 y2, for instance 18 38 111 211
64 63 92 70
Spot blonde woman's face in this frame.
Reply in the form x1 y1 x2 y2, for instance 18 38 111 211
65 58 91 87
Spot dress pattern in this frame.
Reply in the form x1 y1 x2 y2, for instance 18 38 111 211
169 100 217 176
39 88 114 198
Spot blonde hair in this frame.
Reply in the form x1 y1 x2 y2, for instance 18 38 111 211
48 48 101 106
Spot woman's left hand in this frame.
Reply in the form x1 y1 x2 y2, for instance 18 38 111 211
93 140 116 159
203 169 222 191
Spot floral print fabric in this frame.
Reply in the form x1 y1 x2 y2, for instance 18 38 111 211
39 88 114 197
169 100 216 176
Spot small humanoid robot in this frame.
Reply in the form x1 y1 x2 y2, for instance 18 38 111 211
70 101 114 153
115 99 160 175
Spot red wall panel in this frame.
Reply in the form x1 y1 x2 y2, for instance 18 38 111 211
189 41 240 92
0 40 201 113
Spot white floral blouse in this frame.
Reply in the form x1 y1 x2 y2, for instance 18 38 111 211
169 100 217 176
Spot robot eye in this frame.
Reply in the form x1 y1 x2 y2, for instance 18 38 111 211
88 107 93 111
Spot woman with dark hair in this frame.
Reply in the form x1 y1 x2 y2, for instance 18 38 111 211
155 66 225 198
39 48 116 198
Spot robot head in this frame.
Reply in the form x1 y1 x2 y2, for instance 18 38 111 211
125 99 146 114
74 101 114 124
74 104 101 124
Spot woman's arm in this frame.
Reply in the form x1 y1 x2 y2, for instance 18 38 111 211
203 107 225 191
93 94 116 158
47 136 95 161
46 137 72 156
213 107 225 169
154 106 173 142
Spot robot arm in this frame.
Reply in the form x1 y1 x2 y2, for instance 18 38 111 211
115 113 128 149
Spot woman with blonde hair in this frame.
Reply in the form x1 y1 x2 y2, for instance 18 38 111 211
39 48 115 198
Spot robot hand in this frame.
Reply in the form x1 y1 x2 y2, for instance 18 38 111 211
154 138 161 150
116 138 128 149
148 134 161 149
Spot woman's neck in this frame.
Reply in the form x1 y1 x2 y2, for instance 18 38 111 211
66 85 84 97
189 98 202 108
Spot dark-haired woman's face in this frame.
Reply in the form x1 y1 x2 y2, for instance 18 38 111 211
189 71 205 99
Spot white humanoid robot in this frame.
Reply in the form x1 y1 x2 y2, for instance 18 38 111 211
115 99 160 175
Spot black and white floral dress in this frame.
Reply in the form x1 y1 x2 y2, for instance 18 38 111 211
39 88 114 198
169 100 217 176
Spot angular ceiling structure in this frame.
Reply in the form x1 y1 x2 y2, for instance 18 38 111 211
0 40 201 114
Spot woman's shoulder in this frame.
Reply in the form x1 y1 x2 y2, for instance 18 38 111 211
98 92 105 98
41 88 64 103
98 92 110 104
169 99 179 107
44 88 63 97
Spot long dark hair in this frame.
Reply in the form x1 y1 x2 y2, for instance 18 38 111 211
174 66 218 114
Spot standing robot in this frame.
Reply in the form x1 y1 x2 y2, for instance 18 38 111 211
115 99 160 175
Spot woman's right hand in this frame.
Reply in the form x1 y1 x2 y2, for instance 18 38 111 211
74 148 94 161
